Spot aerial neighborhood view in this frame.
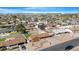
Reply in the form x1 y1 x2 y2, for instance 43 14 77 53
0 7 79 51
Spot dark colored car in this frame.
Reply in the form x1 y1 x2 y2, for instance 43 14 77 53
65 45 74 51
21 45 26 50
0 46 7 51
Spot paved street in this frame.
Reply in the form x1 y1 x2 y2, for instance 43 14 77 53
26 33 77 51
40 33 79 51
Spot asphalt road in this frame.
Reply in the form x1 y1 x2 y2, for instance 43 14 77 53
40 37 79 51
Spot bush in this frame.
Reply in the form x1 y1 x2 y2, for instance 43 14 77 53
24 34 31 39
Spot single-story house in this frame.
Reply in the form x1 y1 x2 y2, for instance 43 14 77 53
0 34 26 49
52 28 73 35
0 28 15 34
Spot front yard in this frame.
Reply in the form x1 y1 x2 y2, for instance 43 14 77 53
0 38 6 41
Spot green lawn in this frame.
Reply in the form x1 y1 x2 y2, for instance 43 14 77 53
0 32 29 42
0 38 6 41
9 31 20 38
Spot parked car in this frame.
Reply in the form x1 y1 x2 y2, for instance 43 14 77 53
65 45 74 51
0 46 7 51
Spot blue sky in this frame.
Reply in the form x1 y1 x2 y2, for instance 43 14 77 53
0 7 79 14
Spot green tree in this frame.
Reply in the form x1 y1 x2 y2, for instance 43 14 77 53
16 23 28 34
38 23 46 30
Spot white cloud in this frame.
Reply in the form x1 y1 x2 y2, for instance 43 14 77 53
0 8 78 14
25 7 38 10
25 7 47 10
0 7 49 14
21 10 79 14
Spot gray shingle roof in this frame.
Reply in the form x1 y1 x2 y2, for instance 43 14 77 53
0 28 16 33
